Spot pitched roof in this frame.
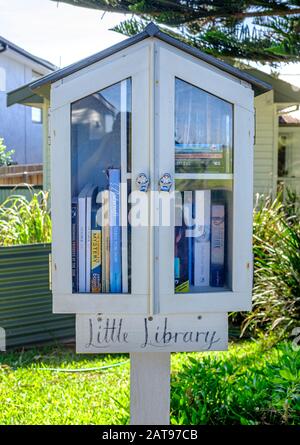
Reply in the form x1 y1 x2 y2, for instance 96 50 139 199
0 35 56 71
7 23 271 108
30 23 271 94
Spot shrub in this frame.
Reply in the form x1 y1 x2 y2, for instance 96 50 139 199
241 192 300 339
0 190 51 246
171 341 300 425
0 138 14 166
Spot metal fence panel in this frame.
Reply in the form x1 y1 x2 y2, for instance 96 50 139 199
0 185 43 204
0 243 74 349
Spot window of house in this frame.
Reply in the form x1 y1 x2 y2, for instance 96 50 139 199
0 67 6 92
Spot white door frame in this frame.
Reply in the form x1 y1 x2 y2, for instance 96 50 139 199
155 42 254 313
51 44 151 314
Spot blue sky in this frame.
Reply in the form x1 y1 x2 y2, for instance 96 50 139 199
1 0 300 87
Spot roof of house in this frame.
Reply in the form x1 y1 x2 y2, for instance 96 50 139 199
7 23 271 108
0 35 57 71
279 114 300 125
242 67 300 104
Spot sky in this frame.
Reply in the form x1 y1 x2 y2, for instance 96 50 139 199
0 0 127 68
1 0 300 86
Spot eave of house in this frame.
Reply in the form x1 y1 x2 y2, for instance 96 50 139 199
0 35 57 72
243 67 300 105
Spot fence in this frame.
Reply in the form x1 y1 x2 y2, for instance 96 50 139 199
0 164 43 186
0 243 74 349
0 185 43 204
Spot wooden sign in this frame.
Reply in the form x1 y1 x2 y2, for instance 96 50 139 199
76 313 228 353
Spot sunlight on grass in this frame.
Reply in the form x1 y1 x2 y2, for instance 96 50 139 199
0 341 299 425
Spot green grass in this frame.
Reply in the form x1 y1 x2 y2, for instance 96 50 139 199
0 340 299 425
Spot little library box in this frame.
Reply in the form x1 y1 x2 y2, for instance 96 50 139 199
23 24 270 353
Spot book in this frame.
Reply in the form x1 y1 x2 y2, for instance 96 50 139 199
71 197 78 293
78 184 93 292
174 225 189 293
109 169 122 293
194 190 211 287
91 226 101 293
85 185 98 293
101 190 110 293
183 191 194 287
211 204 225 287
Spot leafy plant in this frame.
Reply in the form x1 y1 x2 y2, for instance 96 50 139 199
241 192 300 339
171 341 300 425
0 138 14 167
0 189 51 246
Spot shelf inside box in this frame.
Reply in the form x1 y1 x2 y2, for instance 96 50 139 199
176 285 231 295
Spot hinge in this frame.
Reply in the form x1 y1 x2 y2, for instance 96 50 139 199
49 253 52 291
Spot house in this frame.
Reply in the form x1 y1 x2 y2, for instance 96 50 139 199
0 36 56 166
8 25 300 199
243 67 300 198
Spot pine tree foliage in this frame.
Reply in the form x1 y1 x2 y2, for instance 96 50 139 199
54 1 300 63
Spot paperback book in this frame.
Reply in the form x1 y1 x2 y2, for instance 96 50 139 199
210 204 225 287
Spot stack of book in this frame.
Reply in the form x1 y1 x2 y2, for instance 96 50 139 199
175 190 225 292
72 168 124 293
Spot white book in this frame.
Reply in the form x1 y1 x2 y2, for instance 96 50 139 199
78 184 92 293
194 190 211 287
211 204 225 287
85 185 98 293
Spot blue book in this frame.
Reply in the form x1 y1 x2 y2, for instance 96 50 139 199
71 197 78 293
109 169 122 292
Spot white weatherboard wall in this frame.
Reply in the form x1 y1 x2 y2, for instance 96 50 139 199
253 90 277 197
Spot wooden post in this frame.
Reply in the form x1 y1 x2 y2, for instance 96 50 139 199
130 352 170 425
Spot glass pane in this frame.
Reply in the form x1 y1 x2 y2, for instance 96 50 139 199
174 180 233 294
71 79 132 294
175 78 233 174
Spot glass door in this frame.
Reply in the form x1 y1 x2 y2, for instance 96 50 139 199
156 44 254 313
71 79 132 294
51 44 151 314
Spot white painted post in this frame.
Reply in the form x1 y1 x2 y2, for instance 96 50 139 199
130 352 170 425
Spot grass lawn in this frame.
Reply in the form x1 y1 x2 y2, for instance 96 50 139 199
0 340 299 425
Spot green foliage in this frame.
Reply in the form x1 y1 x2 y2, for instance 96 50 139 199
241 192 300 339
0 138 14 167
54 1 300 63
0 189 52 246
171 341 300 425
0 341 298 424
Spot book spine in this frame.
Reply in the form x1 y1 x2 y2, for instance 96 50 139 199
71 198 78 293
194 190 211 287
109 169 122 293
211 204 225 287
91 229 101 293
101 190 110 293
85 195 93 293
184 191 194 286
78 195 86 292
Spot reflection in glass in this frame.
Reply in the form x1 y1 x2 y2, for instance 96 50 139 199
71 79 132 294
175 78 233 174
